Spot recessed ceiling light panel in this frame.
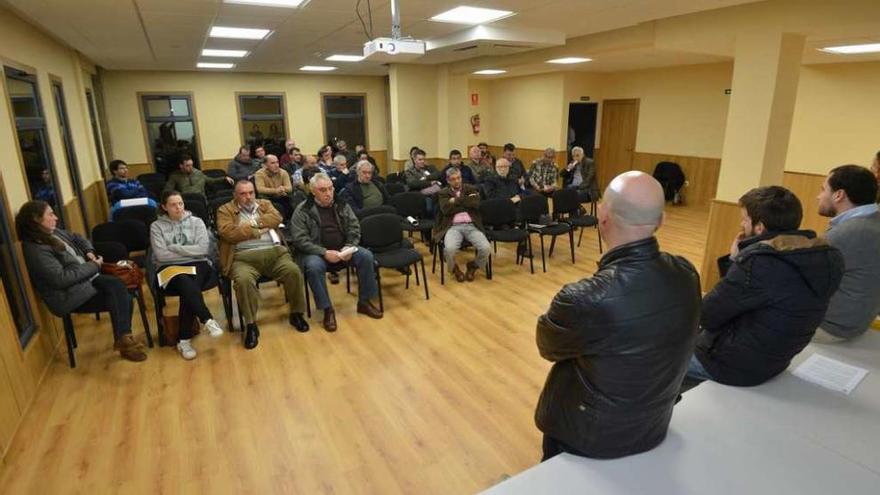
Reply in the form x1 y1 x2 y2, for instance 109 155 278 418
300 66 336 72
209 26 271 40
202 49 249 58
197 62 236 69
473 69 506 75
546 57 592 64
430 6 514 25
820 43 880 54
326 54 365 62
224 0 307 7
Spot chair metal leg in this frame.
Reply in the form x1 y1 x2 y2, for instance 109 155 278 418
62 315 76 368
577 226 584 247
420 259 430 300
376 264 384 313
548 235 557 257
527 235 535 274
155 292 166 347
414 262 420 286
487 254 493 280
405 270 410 289
598 227 604 253
431 242 438 273
540 236 547 273
345 265 351 294
221 279 234 332
134 288 153 348
569 228 575 264
304 277 311 318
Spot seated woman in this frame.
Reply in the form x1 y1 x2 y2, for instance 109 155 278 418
15 200 147 362
151 190 223 360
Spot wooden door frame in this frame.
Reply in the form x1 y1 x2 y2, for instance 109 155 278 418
597 98 640 188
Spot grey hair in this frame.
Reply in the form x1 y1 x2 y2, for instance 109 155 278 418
333 154 348 166
354 160 373 173
445 167 462 179
309 172 333 188
571 146 584 156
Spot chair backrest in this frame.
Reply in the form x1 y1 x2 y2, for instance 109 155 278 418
203 168 227 179
552 188 581 217
519 194 549 223
186 201 210 225
114 204 157 227
181 192 207 207
93 220 149 253
391 191 427 218
138 178 165 201
360 213 405 253
653 161 685 183
356 205 398 220
206 179 233 200
92 222 124 245
92 241 128 262
385 171 402 184
385 182 406 197
137 172 165 183
480 198 518 228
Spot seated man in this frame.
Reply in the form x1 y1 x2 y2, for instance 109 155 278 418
502 143 526 181
105 159 157 217
688 186 843 386
536 171 700 460
216 180 309 349
342 161 390 215
328 154 352 193
227 146 260 182
254 154 294 220
815 165 880 340
280 145 303 176
404 149 441 193
483 158 528 203
354 145 378 170
468 145 495 184
290 173 383 331
292 154 318 190
252 145 267 168
529 148 559 196
440 149 475 186
433 167 491 282
165 155 233 197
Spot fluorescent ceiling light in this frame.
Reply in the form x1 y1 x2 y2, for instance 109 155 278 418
202 49 249 58
546 57 592 64
197 62 235 69
209 26 271 40
300 65 336 72
224 0 307 7
326 54 365 62
473 69 506 75
820 43 880 54
430 6 514 25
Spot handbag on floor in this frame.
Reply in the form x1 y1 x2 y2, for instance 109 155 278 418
162 315 200 345
100 260 144 289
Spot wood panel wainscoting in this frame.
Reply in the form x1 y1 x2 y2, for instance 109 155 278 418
83 180 110 227
631 152 721 207
783 171 829 234
62 196 86 237
700 199 741 292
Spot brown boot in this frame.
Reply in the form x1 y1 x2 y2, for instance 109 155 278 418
452 264 466 283
465 261 478 282
323 308 338 332
357 300 383 319
114 334 147 362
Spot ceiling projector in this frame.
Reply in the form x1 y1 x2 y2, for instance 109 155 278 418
363 37 426 63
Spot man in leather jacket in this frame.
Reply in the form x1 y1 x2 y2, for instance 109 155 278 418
535 171 701 460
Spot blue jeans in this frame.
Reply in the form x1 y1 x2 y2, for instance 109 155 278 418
302 249 378 310
686 354 714 381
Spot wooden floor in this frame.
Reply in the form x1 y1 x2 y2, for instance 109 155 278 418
0 206 708 494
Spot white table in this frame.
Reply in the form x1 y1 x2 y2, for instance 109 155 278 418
483 332 880 495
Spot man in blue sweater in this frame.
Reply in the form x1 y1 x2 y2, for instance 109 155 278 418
816 164 880 340
106 159 156 218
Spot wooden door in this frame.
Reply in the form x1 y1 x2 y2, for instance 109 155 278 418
597 99 640 188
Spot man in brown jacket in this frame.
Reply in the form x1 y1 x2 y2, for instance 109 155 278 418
217 180 308 349
254 154 294 220
433 167 491 282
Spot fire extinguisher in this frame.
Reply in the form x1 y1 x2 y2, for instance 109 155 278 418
470 114 480 135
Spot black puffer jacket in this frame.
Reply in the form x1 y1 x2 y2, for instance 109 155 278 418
695 231 844 386
535 237 701 459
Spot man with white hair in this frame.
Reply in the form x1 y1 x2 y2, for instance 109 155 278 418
529 148 559 196
535 171 701 460
290 173 383 332
341 160 390 214
328 154 352 192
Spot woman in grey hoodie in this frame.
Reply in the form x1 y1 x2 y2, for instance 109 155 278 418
151 190 223 360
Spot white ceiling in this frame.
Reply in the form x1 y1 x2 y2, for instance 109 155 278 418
2 0 768 75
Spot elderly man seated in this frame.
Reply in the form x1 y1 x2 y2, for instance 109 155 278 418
433 167 491 282
290 173 383 332
342 160 390 215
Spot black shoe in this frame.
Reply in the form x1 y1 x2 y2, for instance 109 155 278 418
328 272 340 285
244 324 259 349
289 312 310 332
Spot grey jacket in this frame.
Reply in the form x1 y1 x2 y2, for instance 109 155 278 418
289 197 360 264
227 157 261 182
22 229 100 316
821 210 880 338
150 211 211 267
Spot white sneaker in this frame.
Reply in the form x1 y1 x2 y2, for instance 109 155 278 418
205 319 224 337
177 339 197 360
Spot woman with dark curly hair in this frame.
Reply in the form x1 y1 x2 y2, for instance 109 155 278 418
15 200 147 361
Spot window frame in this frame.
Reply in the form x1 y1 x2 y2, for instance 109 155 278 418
235 92 289 148
85 88 108 178
50 75 90 233
0 174 38 347
137 92 203 170
321 93 369 149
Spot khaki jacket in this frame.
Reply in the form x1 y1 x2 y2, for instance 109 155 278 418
255 167 293 197
216 199 283 275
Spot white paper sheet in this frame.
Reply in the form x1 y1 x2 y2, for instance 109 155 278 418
792 353 869 395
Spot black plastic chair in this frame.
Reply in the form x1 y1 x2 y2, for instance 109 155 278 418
519 194 574 272
203 169 228 179
385 182 406 197
391 191 434 243
93 220 151 267
182 191 207 206
480 198 534 277
552 188 602 253
113 204 157 227
185 201 211 228
137 172 166 183
360 213 429 311
91 241 154 349
355 205 398 220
